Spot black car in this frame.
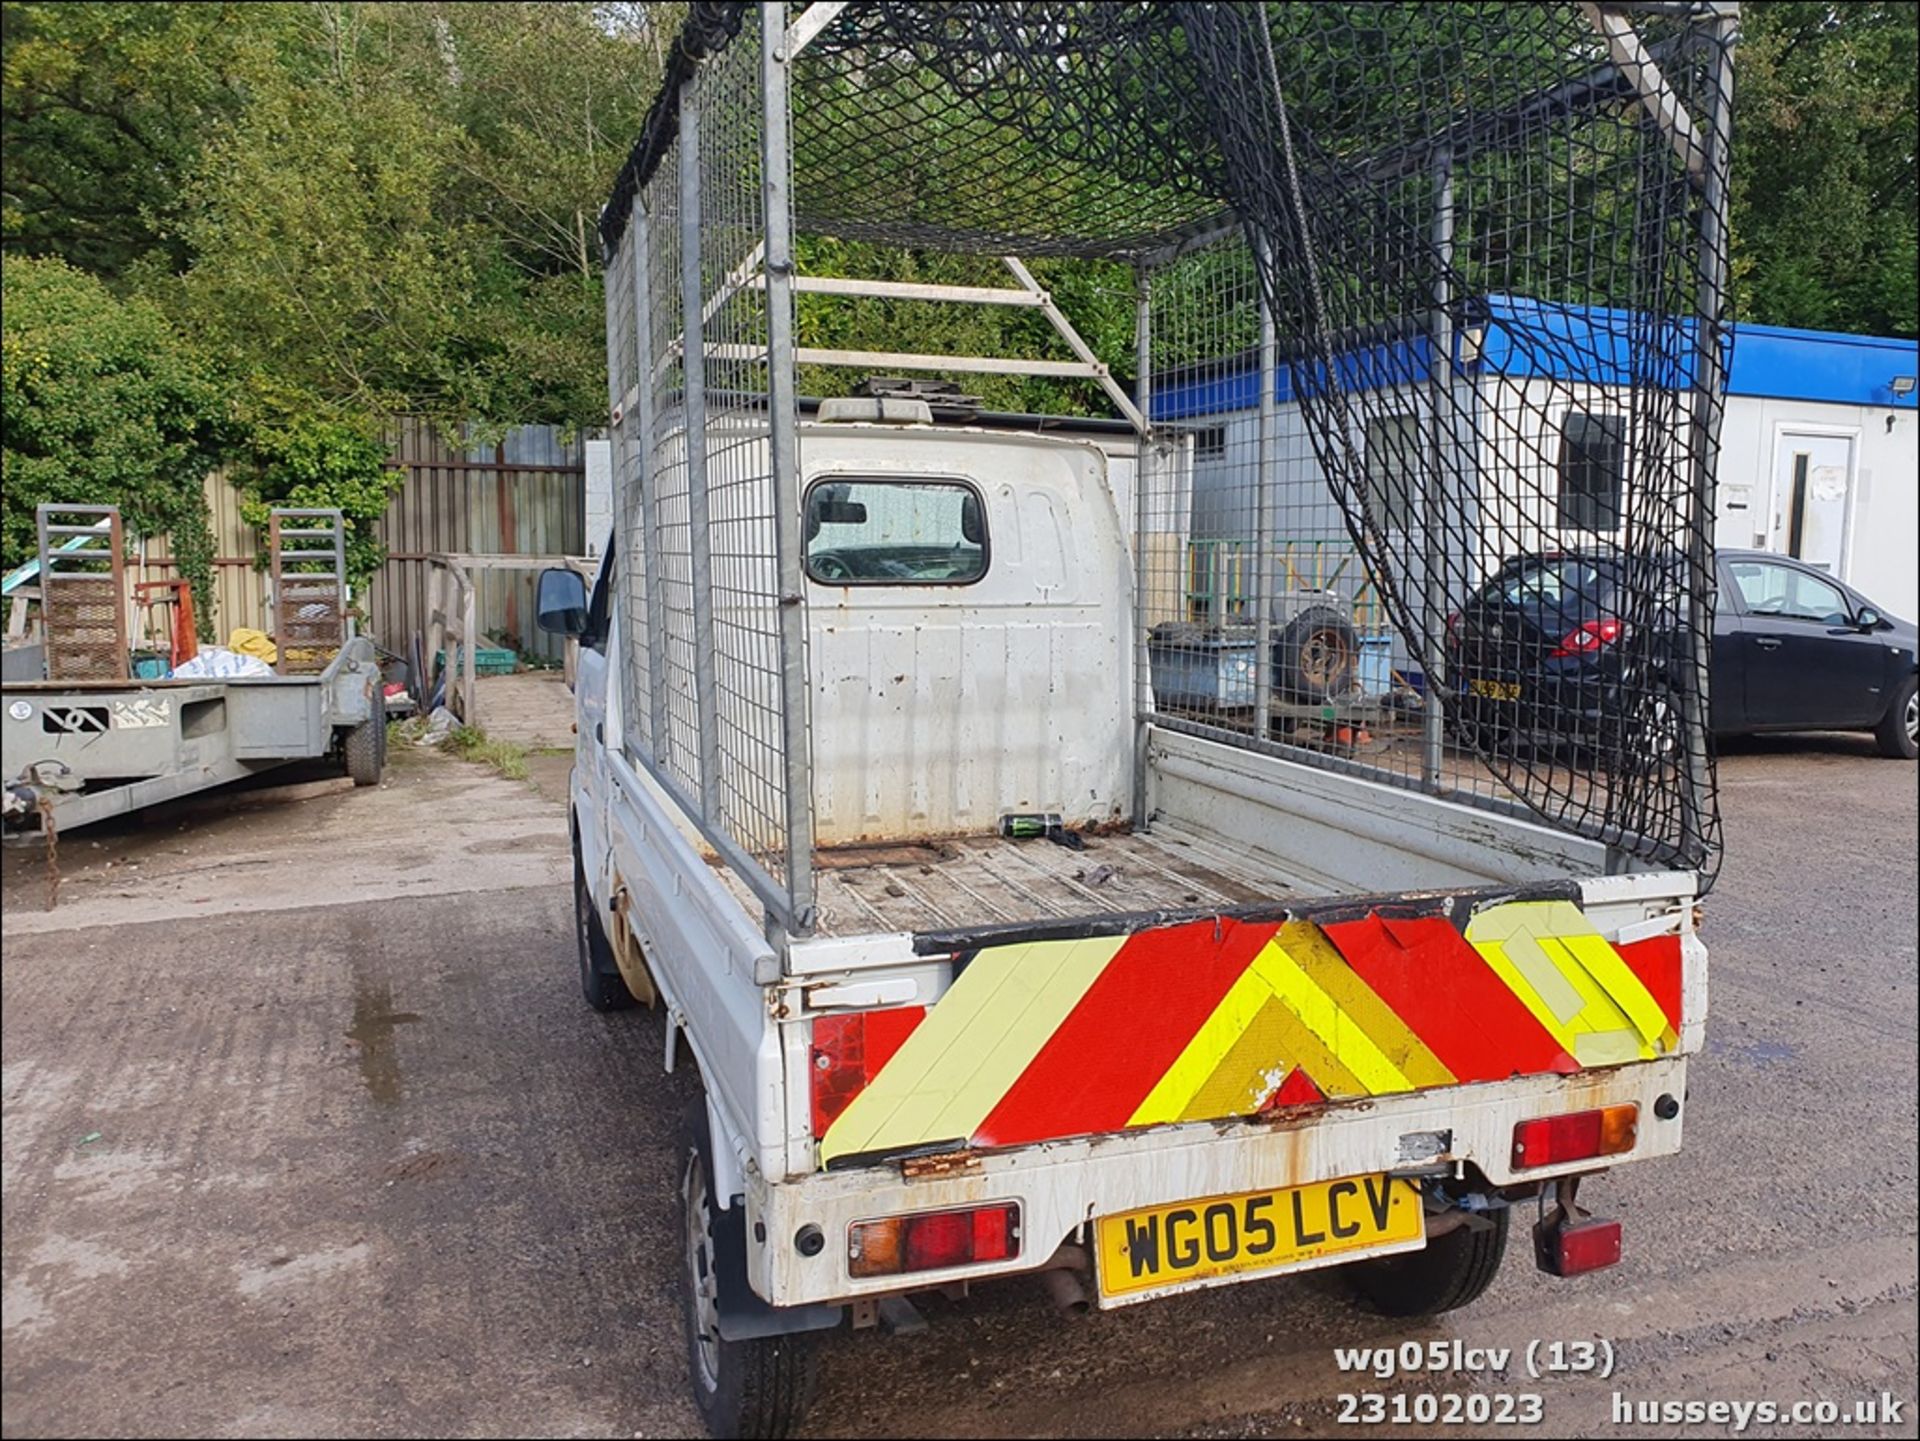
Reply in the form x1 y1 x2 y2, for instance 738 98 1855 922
1445 548 1918 760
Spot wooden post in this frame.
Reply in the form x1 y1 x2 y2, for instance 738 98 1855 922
425 565 446 708
459 566 478 729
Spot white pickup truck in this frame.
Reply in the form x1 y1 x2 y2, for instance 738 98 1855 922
538 401 1704 1437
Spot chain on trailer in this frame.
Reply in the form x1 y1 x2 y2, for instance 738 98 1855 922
599 1 1735 930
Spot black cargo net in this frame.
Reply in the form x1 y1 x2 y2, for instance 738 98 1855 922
605 1 1731 880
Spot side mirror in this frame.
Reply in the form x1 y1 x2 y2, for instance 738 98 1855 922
535 566 589 636
1856 607 1884 632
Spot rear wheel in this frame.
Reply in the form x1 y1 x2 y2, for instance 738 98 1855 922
1874 676 1918 759
572 834 633 1012
1615 685 1682 777
682 1100 819 1439
343 689 385 787
1343 1206 1509 1318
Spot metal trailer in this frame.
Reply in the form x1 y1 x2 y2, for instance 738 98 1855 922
1 506 386 839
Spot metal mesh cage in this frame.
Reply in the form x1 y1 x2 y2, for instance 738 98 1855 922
602 1 1735 928
613 7 811 925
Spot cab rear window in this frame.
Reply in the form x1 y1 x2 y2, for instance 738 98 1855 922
804 478 987 585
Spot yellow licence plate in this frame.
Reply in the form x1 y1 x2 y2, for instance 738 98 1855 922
1468 678 1522 700
1095 1175 1424 1302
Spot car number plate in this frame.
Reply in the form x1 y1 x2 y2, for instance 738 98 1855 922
1468 678 1522 700
1094 1174 1424 1303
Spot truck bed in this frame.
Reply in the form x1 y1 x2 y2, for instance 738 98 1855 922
716 823 1297 938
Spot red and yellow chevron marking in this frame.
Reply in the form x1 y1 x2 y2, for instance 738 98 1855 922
816 899 1685 1167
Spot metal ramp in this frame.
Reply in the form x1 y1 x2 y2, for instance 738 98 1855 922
269 508 348 675
35 506 127 681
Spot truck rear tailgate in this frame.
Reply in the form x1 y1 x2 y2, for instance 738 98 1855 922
807 878 1688 1168
748 872 1699 1307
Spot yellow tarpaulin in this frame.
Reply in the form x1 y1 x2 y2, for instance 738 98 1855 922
228 627 278 664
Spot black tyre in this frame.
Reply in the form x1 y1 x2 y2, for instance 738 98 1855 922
572 833 634 1012
1275 605 1360 703
1343 1206 1509 1318
1613 685 1683 778
344 688 385 787
682 1099 819 1440
1874 676 1918 760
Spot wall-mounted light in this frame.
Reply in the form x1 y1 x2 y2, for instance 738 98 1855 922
1891 375 1917 396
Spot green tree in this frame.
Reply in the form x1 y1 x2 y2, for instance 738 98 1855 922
149 1 667 432
1 256 231 632
0 2 274 278
1732 1 1918 334
232 395 403 596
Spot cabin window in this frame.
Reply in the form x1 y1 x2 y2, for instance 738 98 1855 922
1558 411 1627 532
804 477 988 585
1191 425 1228 461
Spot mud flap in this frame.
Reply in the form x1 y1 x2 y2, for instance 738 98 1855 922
693 1102 844 1343
710 1199 845 1341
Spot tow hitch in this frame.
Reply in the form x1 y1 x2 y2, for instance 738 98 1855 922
1533 1175 1622 1277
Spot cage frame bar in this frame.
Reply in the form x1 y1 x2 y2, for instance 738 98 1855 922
1421 149 1456 791
677 76 725 828
1001 256 1149 433
1681 1 1738 858
782 0 849 61
1252 233 1278 745
760 0 818 936
1578 2 1708 181
629 191 675 764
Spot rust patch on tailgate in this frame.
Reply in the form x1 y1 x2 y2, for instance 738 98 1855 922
900 1149 982 1181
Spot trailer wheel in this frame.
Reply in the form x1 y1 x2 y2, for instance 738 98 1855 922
682 1098 819 1440
343 688 385 787
572 838 634 1012
1274 605 1360 703
1343 1205 1509 1318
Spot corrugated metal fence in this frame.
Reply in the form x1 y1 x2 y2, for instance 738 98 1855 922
128 419 586 665
372 420 587 666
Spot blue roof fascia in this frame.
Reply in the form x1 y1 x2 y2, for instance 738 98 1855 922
1722 321 1918 407
1150 333 1437 423
1472 294 1699 390
1146 295 1918 423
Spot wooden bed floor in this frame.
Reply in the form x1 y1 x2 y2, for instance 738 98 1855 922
721 824 1298 938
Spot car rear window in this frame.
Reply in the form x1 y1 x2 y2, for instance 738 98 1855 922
1480 557 1616 612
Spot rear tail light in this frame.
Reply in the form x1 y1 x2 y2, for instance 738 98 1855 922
848 1203 1021 1278
810 1006 926 1138
1549 616 1623 658
1511 1104 1638 1169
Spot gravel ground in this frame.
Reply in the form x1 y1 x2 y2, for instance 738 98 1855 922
2 733 1914 1438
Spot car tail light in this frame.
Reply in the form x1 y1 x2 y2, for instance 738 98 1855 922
848 1203 1021 1278
810 1006 926 1138
1511 1104 1638 1168
1549 616 1623 658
